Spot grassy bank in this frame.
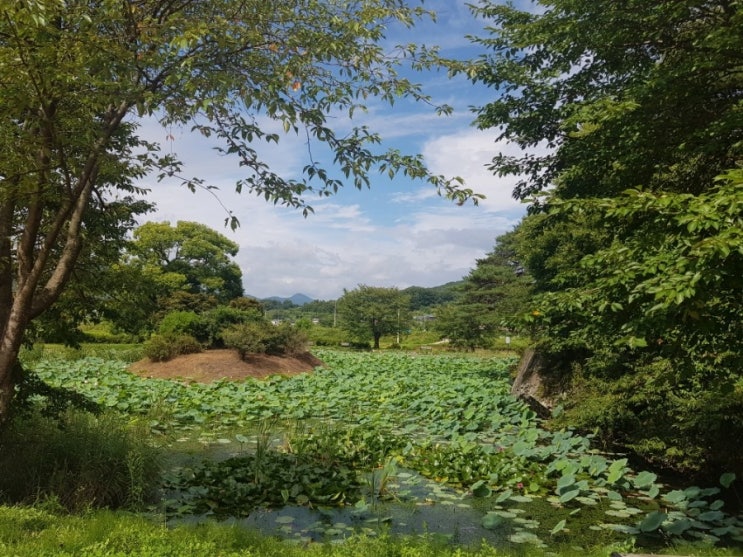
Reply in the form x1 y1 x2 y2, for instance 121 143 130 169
4 505 740 557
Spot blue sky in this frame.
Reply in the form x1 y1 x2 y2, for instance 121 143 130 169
137 1 537 301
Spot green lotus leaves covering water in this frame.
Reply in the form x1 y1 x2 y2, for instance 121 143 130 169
32 351 743 551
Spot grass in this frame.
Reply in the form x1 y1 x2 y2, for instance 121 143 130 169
5 505 737 557
0 409 161 512
20 343 145 365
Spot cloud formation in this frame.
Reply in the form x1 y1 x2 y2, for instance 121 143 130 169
131 7 537 301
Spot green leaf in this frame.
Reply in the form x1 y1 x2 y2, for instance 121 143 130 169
639 511 666 532
633 470 657 489
550 519 567 535
483 512 505 529
556 474 576 490
664 490 687 505
646 485 660 499
709 499 725 511
606 490 623 501
509 531 543 545
471 480 492 498
720 472 736 488
559 487 580 504
606 458 627 484
663 519 692 535
495 489 513 503
697 510 724 522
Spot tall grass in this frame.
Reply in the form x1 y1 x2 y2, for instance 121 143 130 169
2 505 740 557
0 409 161 511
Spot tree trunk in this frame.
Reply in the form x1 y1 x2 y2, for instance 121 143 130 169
0 315 26 424
373 332 381 349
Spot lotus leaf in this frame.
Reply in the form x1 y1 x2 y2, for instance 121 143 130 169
639 511 666 532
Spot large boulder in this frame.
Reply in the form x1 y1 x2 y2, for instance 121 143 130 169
510 348 554 418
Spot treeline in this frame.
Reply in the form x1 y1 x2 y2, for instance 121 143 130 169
438 0 743 481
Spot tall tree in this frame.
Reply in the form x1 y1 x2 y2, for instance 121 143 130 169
468 0 742 202
130 221 244 303
26 197 154 345
338 285 410 349
436 230 532 350
0 0 477 420
467 0 743 474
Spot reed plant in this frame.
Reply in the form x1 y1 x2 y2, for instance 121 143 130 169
0 409 161 511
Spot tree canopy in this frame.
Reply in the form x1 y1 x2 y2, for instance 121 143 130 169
0 0 476 419
338 285 410 349
130 221 244 303
468 0 743 475
436 230 532 350
470 0 742 202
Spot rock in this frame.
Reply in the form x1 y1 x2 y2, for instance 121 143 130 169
510 348 553 418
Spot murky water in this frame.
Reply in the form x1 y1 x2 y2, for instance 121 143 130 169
167 465 508 546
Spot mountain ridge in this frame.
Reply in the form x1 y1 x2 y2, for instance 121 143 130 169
261 293 314 306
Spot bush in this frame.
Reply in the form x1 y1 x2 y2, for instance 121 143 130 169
267 322 308 356
222 321 307 359
0 409 161 511
143 333 202 362
221 322 268 358
201 306 263 348
80 321 138 344
157 311 209 343
553 357 743 479
19 344 144 365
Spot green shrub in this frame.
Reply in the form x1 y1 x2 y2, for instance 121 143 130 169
553 358 743 479
0 409 161 511
19 343 144 365
222 321 308 359
143 333 202 362
80 321 138 344
200 306 263 347
157 311 208 343
266 322 308 355
221 322 267 358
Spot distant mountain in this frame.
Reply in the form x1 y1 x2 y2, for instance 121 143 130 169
257 283 461 310
262 293 314 306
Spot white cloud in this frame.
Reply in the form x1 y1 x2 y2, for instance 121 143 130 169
133 127 528 300
125 8 540 302
422 128 532 213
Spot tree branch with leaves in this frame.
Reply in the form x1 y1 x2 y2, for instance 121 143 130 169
0 0 477 420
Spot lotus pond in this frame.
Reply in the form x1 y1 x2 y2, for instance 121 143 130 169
31 350 743 553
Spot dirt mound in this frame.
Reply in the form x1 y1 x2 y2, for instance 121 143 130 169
128 349 323 383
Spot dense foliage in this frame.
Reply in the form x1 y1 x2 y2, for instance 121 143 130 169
337 285 411 349
0 409 160 511
131 221 243 302
403 282 462 311
468 0 743 476
436 231 532 350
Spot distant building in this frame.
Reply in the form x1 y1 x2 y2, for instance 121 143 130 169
414 314 436 322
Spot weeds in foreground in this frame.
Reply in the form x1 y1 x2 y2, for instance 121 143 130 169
0 409 161 511
6 504 733 557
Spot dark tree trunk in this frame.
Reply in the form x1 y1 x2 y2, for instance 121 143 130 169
0 328 25 425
